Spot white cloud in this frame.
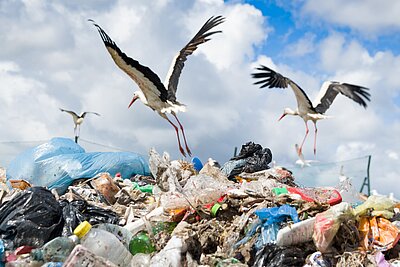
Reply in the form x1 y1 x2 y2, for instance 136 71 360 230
183 2 268 69
0 61 20 72
302 0 400 35
386 150 399 160
335 142 375 161
0 62 62 140
284 32 316 57
318 33 374 72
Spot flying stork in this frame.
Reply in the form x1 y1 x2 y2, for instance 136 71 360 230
60 108 100 143
90 16 225 157
295 143 318 168
252 65 371 155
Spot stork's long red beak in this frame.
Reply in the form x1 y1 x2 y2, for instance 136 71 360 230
128 95 139 108
278 113 287 121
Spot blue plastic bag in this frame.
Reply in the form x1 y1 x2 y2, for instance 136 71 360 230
7 138 150 193
255 205 299 226
235 205 299 249
255 223 280 250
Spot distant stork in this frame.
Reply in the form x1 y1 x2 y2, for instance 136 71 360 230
252 65 370 155
59 108 100 143
295 144 318 168
90 16 225 157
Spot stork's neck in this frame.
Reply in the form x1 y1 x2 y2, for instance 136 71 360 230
284 108 299 116
135 91 148 105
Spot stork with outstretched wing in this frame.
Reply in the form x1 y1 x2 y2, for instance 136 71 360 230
90 16 225 157
60 108 100 143
252 65 370 155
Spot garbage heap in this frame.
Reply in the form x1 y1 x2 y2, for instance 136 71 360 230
0 140 399 267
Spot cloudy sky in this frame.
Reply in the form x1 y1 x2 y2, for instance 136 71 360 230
0 0 399 195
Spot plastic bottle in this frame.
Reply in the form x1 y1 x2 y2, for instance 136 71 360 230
74 221 133 266
94 223 133 250
31 235 78 262
129 221 177 255
129 232 156 255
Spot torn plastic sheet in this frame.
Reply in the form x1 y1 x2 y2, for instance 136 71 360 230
7 137 150 193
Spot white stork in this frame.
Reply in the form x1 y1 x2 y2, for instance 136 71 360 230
295 143 318 168
60 108 100 143
90 16 225 157
252 65 371 155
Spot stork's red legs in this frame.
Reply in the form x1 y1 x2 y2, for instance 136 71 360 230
298 121 309 156
172 113 192 157
165 117 186 157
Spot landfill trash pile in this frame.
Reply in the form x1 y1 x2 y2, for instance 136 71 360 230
0 140 399 266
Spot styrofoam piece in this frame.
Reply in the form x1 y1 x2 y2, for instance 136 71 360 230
276 217 316 246
123 207 164 235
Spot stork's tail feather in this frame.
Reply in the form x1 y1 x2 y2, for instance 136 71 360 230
161 101 187 114
308 113 332 120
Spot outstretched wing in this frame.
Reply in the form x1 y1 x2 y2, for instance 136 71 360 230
81 111 101 118
314 81 370 114
164 16 225 102
252 65 314 111
89 19 168 102
60 108 80 125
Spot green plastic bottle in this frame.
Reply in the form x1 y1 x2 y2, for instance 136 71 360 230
129 232 156 255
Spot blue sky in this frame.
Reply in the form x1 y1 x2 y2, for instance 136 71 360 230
243 0 400 60
245 0 400 55
0 0 399 196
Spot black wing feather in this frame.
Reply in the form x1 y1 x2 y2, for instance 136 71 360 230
252 65 314 110
165 16 225 102
314 82 370 114
252 65 289 89
81 111 101 118
89 19 169 102
60 108 79 120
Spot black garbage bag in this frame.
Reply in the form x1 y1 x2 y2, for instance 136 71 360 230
0 187 63 249
253 244 308 267
221 142 272 179
232 142 264 160
60 199 119 236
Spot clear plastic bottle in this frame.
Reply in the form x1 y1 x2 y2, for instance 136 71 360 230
74 221 132 266
31 235 78 262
